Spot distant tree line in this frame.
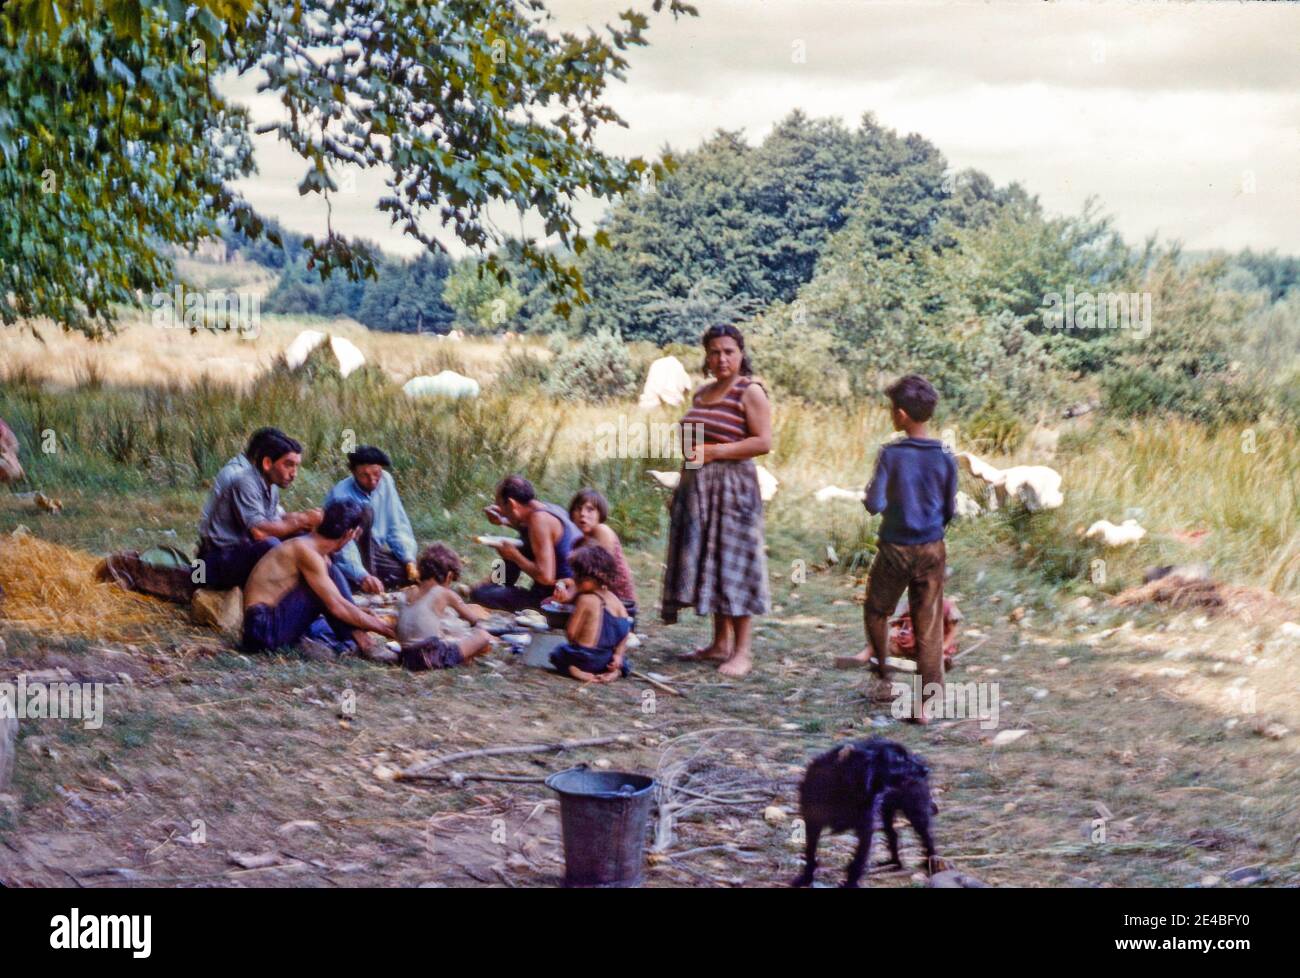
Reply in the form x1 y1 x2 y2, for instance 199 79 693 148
239 109 1299 426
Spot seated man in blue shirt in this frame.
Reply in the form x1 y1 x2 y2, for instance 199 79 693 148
325 446 419 594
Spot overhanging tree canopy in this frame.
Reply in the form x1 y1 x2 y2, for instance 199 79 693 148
0 0 693 335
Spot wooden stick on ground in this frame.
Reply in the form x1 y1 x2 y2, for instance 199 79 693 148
406 771 550 785
948 635 991 664
398 734 625 780
629 669 686 697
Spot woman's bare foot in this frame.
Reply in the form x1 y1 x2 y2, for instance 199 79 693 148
678 643 731 663
717 650 752 678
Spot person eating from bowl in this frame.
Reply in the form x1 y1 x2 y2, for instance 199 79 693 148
469 474 582 612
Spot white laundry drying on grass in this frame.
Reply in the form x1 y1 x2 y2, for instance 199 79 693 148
957 452 1064 512
283 330 367 378
402 371 481 399
638 356 694 410
1085 519 1147 546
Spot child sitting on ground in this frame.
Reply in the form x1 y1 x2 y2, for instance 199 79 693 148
553 488 638 625
550 545 633 683
396 543 494 671
836 598 963 672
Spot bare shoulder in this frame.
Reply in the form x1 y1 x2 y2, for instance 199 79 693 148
592 523 620 548
295 540 324 571
574 592 601 612
742 376 770 403
532 507 562 537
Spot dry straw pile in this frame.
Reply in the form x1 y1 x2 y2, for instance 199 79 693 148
0 530 177 642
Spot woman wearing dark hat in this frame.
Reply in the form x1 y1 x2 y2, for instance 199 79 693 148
324 445 420 593
661 323 772 678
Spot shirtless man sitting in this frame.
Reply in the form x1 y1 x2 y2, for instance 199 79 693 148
242 499 397 662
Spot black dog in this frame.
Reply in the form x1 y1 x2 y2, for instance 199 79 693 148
792 737 939 888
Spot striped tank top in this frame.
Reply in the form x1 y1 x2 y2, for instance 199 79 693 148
680 376 762 446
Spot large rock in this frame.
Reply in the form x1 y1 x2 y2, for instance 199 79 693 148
192 587 243 640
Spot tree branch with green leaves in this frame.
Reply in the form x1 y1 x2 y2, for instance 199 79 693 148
0 0 693 335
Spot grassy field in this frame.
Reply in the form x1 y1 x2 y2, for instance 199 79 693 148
1 313 1298 888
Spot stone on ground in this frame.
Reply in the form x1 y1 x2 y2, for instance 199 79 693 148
192 587 243 639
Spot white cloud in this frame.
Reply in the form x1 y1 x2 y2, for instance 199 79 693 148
221 0 1300 257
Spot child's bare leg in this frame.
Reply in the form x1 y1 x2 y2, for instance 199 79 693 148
457 628 492 663
567 665 598 682
718 615 753 677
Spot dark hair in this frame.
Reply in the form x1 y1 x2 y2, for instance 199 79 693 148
885 374 939 422
348 445 392 469
700 323 753 377
569 487 609 524
417 543 462 583
255 431 303 467
244 427 287 462
569 544 616 589
496 474 536 505
318 499 365 540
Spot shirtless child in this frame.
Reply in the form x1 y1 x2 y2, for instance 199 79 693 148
395 544 494 670
242 499 397 662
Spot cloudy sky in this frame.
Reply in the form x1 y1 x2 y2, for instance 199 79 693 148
226 0 1300 258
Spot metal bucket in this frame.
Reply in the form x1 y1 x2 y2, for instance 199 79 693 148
545 766 656 887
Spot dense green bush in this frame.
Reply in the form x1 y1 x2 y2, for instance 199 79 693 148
746 312 851 403
264 252 456 334
544 330 637 403
494 348 553 391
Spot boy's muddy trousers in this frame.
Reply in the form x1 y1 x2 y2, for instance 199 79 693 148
864 540 947 698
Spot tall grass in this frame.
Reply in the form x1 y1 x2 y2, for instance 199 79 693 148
2 349 1297 597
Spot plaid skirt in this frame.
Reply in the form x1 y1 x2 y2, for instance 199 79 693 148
661 458 771 623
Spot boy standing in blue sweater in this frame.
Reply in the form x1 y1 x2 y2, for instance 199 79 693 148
851 375 957 722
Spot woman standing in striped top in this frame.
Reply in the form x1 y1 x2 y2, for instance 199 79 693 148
661 323 772 678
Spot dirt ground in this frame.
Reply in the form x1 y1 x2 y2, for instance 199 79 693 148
2 492 1299 888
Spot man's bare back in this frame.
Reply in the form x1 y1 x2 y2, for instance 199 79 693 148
243 537 329 609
